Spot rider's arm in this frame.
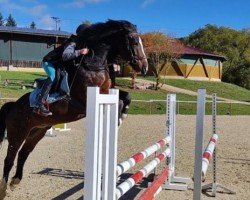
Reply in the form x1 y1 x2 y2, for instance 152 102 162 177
62 42 89 61
62 42 80 61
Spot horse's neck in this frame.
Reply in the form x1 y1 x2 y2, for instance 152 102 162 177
82 43 110 70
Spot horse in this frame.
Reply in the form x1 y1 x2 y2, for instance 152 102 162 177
0 19 148 198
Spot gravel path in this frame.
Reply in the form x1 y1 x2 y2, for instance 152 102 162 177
0 115 249 200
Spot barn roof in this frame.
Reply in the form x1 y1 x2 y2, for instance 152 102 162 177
0 26 71 37
182 45 226 61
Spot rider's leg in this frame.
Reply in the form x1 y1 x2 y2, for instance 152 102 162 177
33 62 55 116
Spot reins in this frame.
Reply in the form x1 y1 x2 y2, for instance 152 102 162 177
69 54 85 92
68 48 100 93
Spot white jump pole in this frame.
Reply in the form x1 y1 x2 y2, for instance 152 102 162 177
85 87 119 200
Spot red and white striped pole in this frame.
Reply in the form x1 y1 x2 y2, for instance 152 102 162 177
116 148 170 199
117 136 170 176
138 166 169 200
202 134 218 180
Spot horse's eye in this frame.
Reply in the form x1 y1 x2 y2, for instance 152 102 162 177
130 37 138 45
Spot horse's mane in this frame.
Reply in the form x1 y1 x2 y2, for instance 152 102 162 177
72 20 137 71
77 19 137 42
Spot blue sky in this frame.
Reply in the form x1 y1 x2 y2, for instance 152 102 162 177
0 0 249 37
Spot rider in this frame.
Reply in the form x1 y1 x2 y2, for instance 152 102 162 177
33 24 90 117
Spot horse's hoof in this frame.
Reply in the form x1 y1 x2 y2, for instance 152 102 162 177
121 113 128 120
118 118 123 127
0 179 7 200
10 178 21 191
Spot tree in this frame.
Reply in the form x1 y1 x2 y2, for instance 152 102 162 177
182 24 250 89
5 14 17 27
0 12 4 26
141 32 183 89
30 21 36 29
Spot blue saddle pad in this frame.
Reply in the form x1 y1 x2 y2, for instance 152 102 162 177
29 90 67 107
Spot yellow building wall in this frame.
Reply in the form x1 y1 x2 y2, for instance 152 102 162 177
123 61 222 81
187 64 207 77
158 63 221 80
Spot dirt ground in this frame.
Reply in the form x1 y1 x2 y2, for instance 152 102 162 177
0 115 249 200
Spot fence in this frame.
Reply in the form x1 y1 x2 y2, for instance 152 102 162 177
0 97 249 115
0 59 42 68
130 99 250 115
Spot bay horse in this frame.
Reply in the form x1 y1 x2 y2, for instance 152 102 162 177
0 19 148 198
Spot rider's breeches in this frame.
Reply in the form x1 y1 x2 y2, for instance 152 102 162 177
42 61 56 82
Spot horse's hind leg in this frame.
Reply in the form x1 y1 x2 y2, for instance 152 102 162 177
0 129 28 199
10 127 48 189
0 144 21 199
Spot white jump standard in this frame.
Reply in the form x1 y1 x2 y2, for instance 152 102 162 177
164 94 191 191
193 91 235 200
85 87 119 200
84 88 191 200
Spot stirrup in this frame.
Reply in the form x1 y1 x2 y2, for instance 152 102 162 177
33 107 52 117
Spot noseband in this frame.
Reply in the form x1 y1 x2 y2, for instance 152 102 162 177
126 32 147 65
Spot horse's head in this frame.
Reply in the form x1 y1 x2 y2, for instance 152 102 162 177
125 32 148 76
76 20 148 76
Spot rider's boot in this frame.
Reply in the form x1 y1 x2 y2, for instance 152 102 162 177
33 78 53 116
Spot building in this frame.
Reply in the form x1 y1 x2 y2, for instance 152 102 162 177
0 27 226 81
161 45 226 81
0 26 70 68
122 44 226 82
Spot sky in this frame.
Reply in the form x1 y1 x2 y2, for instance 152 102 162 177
0 0 249 37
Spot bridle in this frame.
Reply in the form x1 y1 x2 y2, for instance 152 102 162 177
126 32 147 65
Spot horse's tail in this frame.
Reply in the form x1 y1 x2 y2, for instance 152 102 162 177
0 102 15 143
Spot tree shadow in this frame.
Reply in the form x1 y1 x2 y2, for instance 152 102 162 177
52 181 84 200
35 168 84 199
220 157 250 166
35 167 84 179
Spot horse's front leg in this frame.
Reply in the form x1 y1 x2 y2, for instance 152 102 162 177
119 90 131 120
10 127 49 189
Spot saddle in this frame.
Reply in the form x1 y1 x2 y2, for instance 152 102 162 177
29 70 70 107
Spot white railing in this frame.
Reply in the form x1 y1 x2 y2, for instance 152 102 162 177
0 98 249 115
132 99 249 115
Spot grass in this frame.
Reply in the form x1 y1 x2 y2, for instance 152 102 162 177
141 76 250 102
0 72 249 115
0 71 45 98
116 78 197 101
116 78 250 115
127 100 250 115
